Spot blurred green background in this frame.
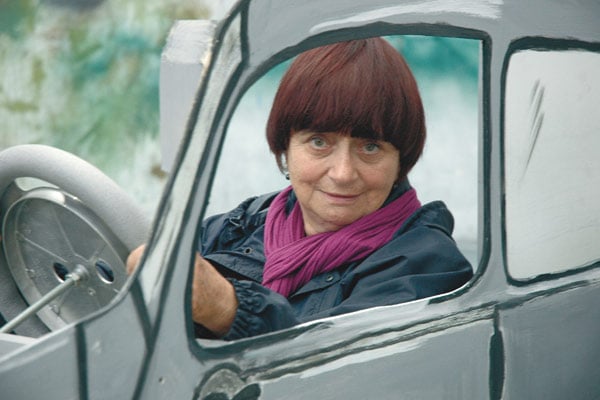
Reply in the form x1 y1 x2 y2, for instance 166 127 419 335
0 0 211 213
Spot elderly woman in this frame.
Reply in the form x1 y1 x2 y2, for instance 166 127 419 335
128 37 472 340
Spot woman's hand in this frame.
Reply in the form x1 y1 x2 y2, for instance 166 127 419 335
126 244 146 275
125 245 237 336
191 255 238 336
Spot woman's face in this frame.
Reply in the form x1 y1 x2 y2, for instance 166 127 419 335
286 130 400 236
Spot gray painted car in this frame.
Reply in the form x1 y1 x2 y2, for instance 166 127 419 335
1 0 599 398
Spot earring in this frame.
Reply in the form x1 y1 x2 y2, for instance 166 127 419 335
282 157 289 180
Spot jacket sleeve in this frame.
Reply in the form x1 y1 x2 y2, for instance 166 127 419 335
193 279 300 340
223 280 300 340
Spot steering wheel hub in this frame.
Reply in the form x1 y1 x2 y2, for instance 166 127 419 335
1 185 128 330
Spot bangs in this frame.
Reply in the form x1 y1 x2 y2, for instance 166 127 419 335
290 56 392 142
288 39 405 143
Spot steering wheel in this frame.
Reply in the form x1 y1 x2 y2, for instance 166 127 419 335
0 145 150 336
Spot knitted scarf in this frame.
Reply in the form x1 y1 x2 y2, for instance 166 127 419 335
262 185 421 297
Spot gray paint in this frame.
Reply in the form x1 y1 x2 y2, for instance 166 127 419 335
1 0 599 398
160 20 218 173
501 284 600 399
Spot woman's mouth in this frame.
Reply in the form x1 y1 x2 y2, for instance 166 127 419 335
322 191 360 204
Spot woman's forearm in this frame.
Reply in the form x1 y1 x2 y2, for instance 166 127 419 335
191 255 239 336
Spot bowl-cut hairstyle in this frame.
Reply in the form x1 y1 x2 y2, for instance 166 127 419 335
266 37 426 179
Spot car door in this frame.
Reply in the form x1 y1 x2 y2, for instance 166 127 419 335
135 1 496 398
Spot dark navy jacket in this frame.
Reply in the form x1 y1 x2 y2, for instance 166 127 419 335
197 183 473 340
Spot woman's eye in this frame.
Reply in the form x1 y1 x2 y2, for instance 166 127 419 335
310 136 327 148
362 142 380 154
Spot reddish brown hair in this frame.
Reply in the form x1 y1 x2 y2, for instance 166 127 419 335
266 37 426 178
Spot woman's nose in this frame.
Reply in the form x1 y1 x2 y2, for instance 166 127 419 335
328 147 358 183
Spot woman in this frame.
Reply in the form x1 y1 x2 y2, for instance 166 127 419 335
128 37 472 340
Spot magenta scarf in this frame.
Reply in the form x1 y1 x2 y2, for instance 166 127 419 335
262 185 421 297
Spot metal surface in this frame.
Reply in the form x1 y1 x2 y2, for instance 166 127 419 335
0 144 150 336
2 186 128 330
0 265 86 334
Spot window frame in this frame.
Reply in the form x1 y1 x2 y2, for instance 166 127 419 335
501 37 600 285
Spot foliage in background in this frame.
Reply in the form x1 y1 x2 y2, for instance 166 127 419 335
0 0 211 211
